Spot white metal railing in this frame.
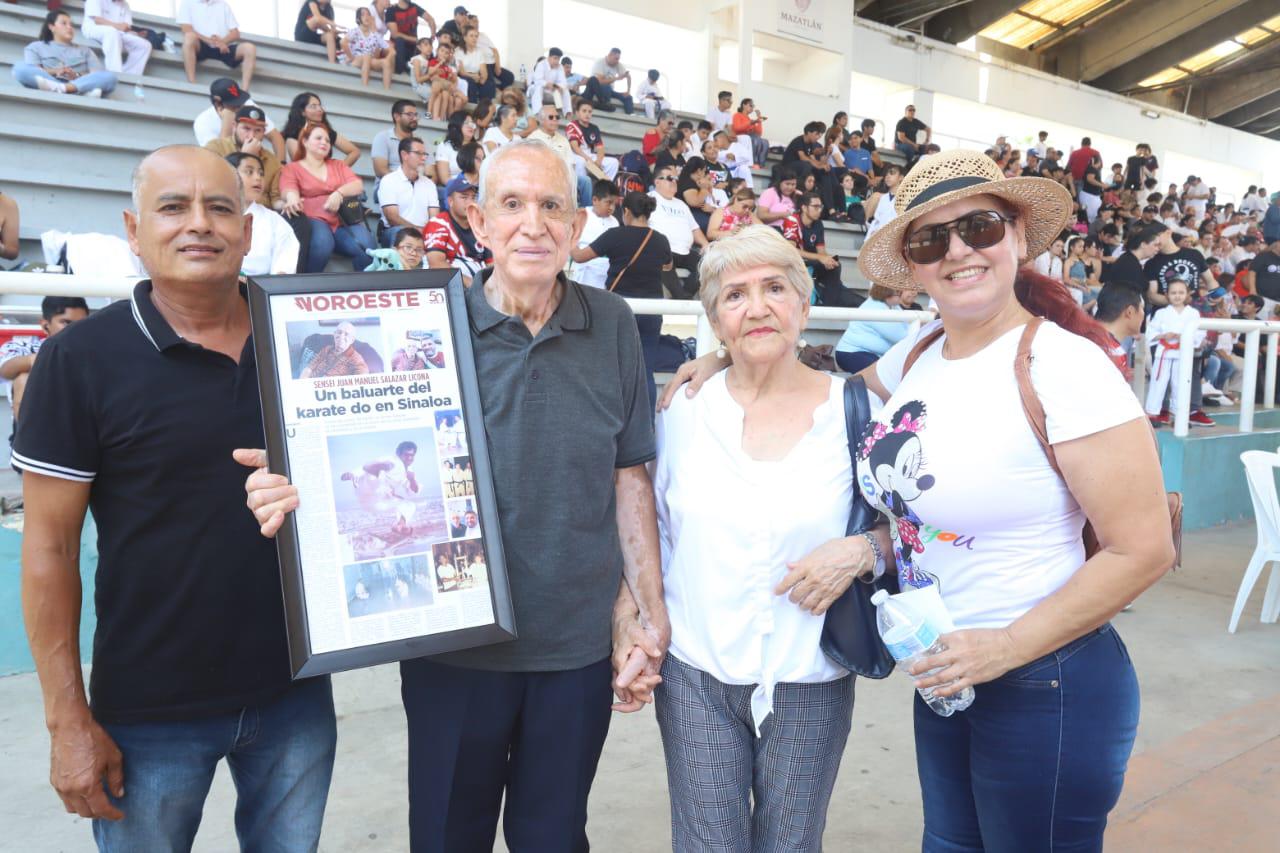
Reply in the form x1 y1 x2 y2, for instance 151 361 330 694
623 298 934 357
1172 318 1280 437
0 272 934 356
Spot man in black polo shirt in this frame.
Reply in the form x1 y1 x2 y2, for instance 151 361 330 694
17 146 335 850
246 138 669 851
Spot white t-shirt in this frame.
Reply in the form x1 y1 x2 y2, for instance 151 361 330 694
367 2 389 37
377 168 440 228
706 106 732 132
192 101 276 146
482 126 513 150
434 140 461 179
655 372 849 733
83 0 133 29
475 32 497 64
591 57 626 83
649 191 698 255
242 201 299 276
866 320 1144 630
177 0 237 38
574 208 616 288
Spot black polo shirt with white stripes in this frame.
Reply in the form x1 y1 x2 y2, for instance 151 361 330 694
14 281 294 723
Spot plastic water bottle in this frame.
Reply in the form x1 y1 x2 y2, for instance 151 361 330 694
519 63 527 82
871 589 975 717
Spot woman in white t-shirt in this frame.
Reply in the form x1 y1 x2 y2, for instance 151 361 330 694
663 150 1174 851
639 225 891 849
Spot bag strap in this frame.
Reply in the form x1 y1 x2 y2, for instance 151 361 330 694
1012 317 1058 473
843 375 872 474
902 325 945 376
608 229 653 292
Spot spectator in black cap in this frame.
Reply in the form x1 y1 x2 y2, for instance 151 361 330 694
423 176 489 285
293 1 339 63
438 5 469 43
192 77 285 157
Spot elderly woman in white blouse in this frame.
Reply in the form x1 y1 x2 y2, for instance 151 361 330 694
650 224 893 851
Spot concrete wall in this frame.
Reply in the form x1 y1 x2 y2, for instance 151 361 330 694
1157 411 1280 530
851 17 1280 194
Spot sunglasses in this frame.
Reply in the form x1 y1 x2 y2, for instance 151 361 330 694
904 210 1017 265
655 175 678 182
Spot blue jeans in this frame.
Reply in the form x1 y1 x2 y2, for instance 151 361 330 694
576 174 592 208
94 676 336 852
583 76 633 114
1205 352 1236 390
914 624 1139 853
895 141 919 161
835 349 878 374
12 63 118 96
305 218 375 272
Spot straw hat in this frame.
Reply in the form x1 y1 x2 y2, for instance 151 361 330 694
857 149 1073 290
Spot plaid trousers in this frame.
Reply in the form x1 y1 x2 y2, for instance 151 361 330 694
655 654 855 852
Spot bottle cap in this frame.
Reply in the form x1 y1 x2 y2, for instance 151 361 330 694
870 589 889 605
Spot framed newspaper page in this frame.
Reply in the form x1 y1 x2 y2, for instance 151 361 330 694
247 269 515 678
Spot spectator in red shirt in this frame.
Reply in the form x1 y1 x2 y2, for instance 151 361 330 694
1066 136 1099 182
642 110 675 166
279 122 375 271
730 97 769 168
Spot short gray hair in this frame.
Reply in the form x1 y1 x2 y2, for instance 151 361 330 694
477 139 577 212
657 109 675 124
132 145 245 212
698 224 813 319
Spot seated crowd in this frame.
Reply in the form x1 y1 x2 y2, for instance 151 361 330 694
9 1 1280 412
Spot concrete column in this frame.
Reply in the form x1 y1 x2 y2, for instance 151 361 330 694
736 0 751 96
503 0 546 82
911 89 936 140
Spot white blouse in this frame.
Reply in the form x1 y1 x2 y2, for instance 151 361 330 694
654 372 850 734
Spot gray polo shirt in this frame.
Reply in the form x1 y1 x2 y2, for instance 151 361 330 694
434 270 655 672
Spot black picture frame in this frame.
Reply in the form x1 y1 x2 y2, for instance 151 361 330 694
246 269 516 678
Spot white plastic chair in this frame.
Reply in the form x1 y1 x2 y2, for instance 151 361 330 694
1230 451 1280 632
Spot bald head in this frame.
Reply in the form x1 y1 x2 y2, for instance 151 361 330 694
132 145 245 212
124 145 250 291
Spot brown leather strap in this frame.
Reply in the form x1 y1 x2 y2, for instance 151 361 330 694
902 325 945 376
1013 317 1057 473
608 229 653 293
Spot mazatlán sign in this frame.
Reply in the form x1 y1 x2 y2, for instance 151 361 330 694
778 0 824 44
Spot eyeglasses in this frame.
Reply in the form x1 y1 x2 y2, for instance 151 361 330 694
903 210 1017 265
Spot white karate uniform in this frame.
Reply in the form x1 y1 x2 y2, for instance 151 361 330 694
1144 304 1205 416
82 0 152 75
527 58 571 114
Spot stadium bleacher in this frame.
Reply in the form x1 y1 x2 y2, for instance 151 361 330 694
0 1 877 285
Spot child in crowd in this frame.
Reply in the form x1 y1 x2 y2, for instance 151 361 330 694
1145 278 1205 426
636 69 671 120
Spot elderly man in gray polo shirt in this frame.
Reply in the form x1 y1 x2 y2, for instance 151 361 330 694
245 139 668 852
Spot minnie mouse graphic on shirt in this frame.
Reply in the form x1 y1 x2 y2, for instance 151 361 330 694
858 400 939 590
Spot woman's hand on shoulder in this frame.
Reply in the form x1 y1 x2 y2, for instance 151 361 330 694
775 535 874 616
657 352 728 412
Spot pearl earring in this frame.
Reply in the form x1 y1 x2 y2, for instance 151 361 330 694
716 341 727 359
797 337 809 351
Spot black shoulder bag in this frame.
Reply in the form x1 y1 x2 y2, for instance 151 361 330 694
819 375 898 679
